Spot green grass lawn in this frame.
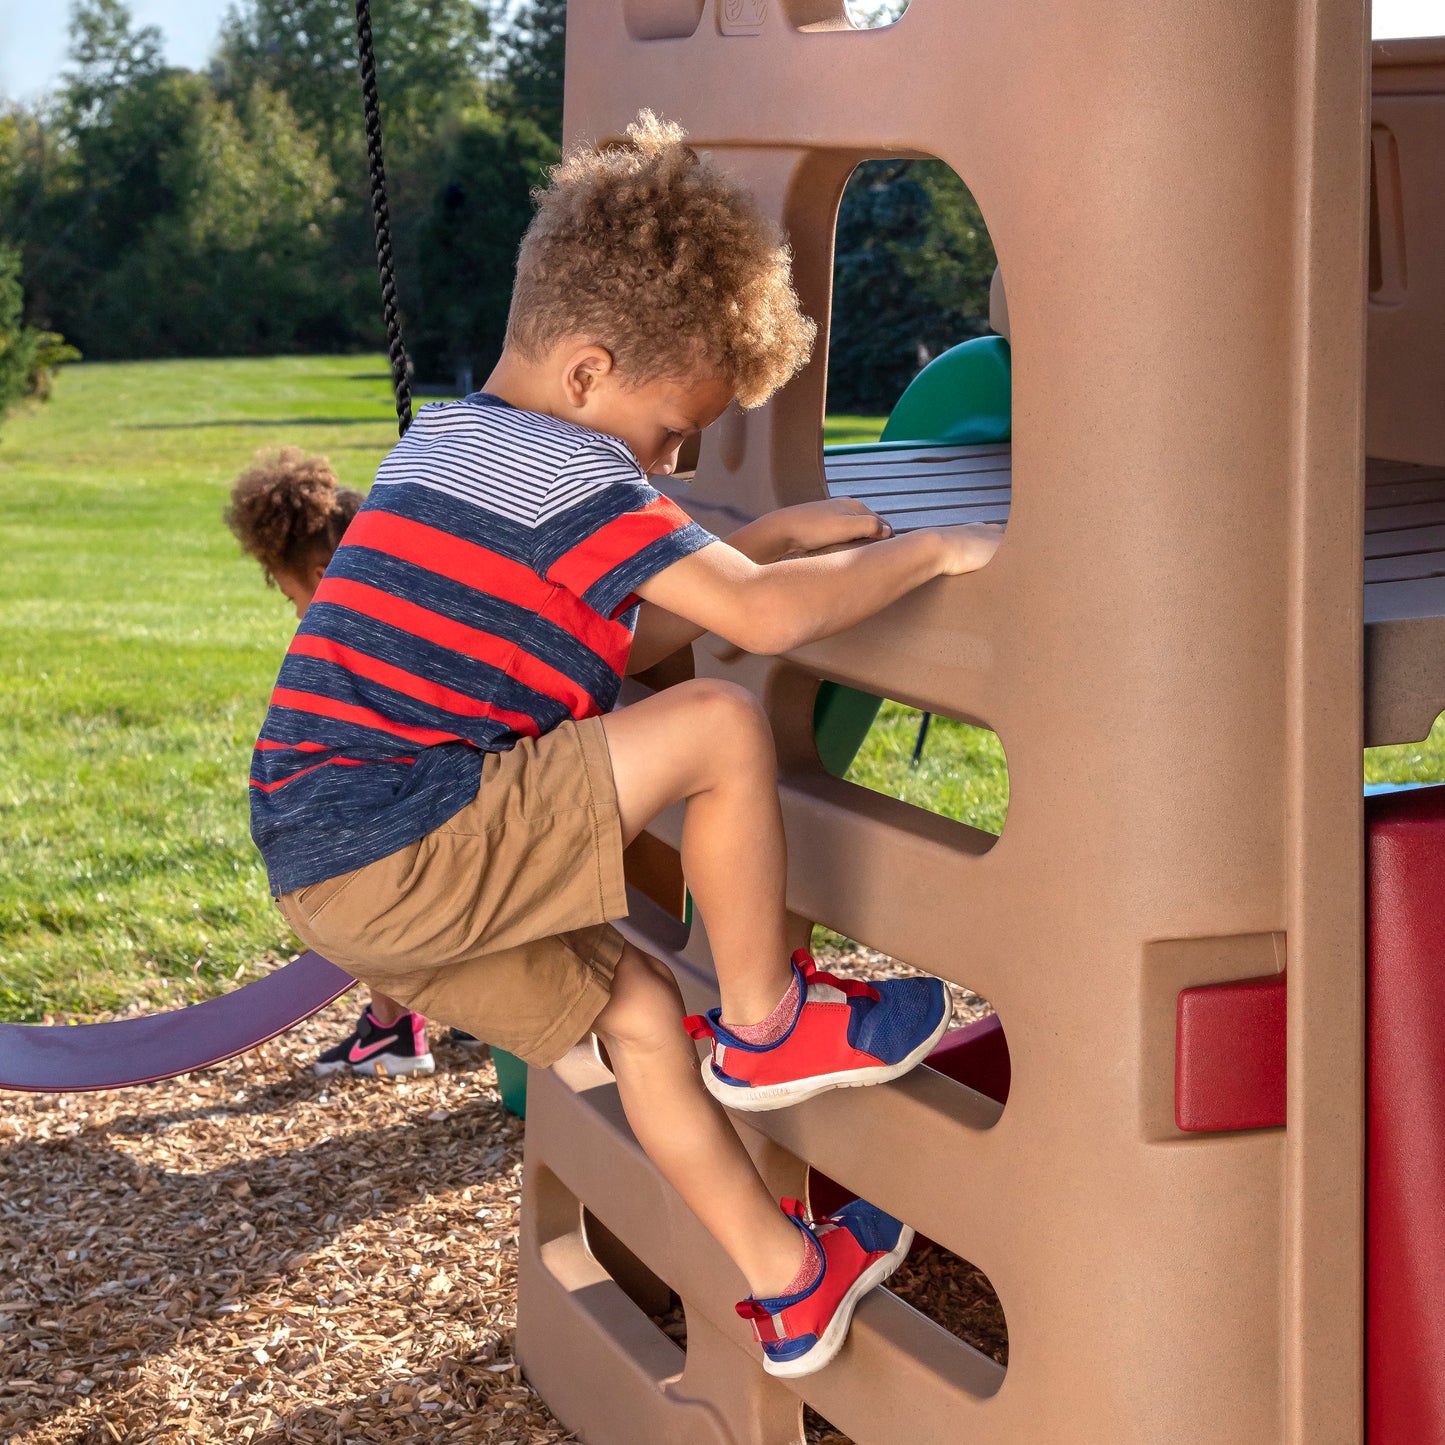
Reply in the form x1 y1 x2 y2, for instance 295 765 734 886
2 356 1441 1022
844 705 1009 836
817 414 889 448
0 358 420 1019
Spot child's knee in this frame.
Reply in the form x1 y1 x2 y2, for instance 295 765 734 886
594 946 687 1055
675 679 774 765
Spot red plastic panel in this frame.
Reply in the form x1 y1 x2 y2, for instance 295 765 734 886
1367 786 1445 1445
1174 974 1286 1132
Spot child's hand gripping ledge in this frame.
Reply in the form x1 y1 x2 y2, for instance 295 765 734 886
636 511 1003 658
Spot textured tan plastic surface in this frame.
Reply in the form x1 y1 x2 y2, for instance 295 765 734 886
515 3 1373 1441
1368 38 1445 468
988 266 1009 342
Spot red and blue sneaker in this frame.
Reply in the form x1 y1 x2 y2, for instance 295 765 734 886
737 1197 914 1377
314 1007 434 1078
684 950 949 1111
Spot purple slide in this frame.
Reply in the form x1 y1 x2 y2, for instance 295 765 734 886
0 952 354 1093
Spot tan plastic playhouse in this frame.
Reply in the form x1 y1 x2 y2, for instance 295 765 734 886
514 7 1445 1442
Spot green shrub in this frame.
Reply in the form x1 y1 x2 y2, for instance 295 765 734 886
0 245 80 423
0 244 40 425
27 331 83 401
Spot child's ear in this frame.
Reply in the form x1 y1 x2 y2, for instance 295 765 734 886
309 561 327 590
561 345 615 408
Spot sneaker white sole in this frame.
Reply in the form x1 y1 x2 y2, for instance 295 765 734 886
702 1006 951 1113
761 1225 916 1379
313 1052 435 1078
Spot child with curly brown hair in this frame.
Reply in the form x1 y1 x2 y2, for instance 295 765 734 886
227 447 475 1078
248 114 1000 1376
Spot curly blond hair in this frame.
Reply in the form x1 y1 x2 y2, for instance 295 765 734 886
506 111 816 409
224 448 362 584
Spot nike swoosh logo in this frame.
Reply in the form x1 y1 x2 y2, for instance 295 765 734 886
349 1032 400 1063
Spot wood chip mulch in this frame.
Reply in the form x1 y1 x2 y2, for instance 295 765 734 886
1 1002 572 1445
2 944 1005 1444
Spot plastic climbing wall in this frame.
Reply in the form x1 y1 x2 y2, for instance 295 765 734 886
514 3 1384 1441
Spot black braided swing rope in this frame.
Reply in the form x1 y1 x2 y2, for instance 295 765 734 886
355 0 414 437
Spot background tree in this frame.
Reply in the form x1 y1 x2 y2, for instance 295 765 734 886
0 245 41 426
827 159 996 414
3 2 362 359
63 0 166 125
0 4 204 360
81 82 351 356
211 0 509 372
493 0 565 139
213 0 496 154
408 110 557 385
0 244 76 429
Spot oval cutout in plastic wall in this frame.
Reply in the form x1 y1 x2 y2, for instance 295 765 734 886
624 0 706 41
781 0 911 30
817 696 1009 838
828 156 1001 423
803 1165 1009 1374
844 0 910 27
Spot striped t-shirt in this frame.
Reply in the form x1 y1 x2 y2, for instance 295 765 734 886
249 392 717 895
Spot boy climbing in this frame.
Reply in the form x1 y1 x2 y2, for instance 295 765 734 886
249 114 1000 1376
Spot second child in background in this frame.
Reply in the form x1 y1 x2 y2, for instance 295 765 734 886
225 446 479 1077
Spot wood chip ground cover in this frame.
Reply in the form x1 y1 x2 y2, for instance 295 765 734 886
2 950 1004 1443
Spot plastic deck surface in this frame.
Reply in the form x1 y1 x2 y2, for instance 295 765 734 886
1363 459 1445 622
824 446 1445 731
824 443 1012 531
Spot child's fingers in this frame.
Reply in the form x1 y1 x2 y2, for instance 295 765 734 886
826 497 892 539
837 509 892 541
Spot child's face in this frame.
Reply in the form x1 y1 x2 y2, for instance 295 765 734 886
273 561 327 621
580 369 735 478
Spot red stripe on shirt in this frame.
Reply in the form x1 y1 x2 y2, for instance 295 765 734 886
254 738 331 754
268 687 467 747
288 632 541 739
344 509 632 660
249 755 415 793
310 576 598 717
545 496 694 599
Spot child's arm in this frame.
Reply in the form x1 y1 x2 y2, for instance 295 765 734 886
627 498 892 673
636 522 1000 658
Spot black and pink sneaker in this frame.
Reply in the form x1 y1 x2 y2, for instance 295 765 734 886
736 1198 913 1377
314 1008 434 1078
684 951 949 1112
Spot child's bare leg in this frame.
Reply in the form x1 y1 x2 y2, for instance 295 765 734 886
367 991 405 1025
591 943 805 1295
600 679 793 1025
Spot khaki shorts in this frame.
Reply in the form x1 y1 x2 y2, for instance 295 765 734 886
276 716 628 1067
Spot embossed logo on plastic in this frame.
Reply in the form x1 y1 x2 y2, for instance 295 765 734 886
721 0 767 35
